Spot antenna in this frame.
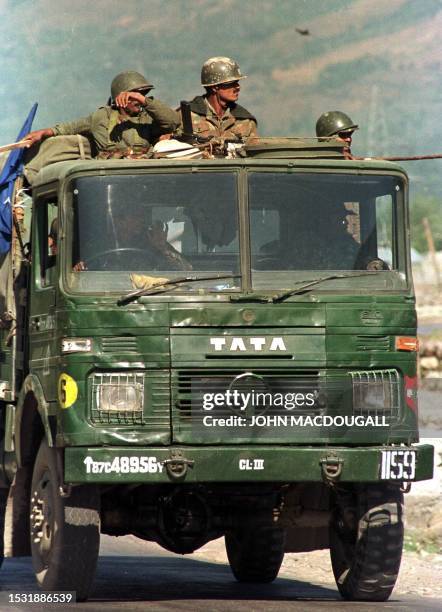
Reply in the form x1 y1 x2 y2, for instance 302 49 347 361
366 85 390 157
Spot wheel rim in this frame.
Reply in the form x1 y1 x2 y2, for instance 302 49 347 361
30 468 55 567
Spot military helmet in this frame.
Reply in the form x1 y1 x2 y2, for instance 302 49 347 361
316 111 358 138
201 56 247 87
110 71 154 100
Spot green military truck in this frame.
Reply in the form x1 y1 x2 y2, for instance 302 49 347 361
0 138 434 601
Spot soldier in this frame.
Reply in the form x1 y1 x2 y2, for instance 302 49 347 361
48 218 58 257
25 71 179 158
178 56 257 142
316 111 358 157
73 216 192 272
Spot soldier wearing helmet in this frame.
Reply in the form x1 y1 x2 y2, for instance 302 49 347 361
178 56 257 142
316 111 358 157
25 71 179 158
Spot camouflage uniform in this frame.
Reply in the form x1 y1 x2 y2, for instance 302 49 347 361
52 98 179 158
289 230 361 270
180 95 257 141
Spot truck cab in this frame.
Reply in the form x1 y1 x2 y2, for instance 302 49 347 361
0 140 434 601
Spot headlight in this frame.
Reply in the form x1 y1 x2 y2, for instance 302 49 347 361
351 369 400 415
93 373 144 413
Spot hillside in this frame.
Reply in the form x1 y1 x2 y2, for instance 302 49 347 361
1 0 441 191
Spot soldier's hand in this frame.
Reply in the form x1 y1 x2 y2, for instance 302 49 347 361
115 91 146 110
25 128 55 146
73 261 88 272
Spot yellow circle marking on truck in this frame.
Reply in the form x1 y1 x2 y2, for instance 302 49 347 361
58 373 78 408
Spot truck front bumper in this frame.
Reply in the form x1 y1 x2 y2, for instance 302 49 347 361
64 444 434 484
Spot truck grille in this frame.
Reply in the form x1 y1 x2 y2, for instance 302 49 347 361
175 369 325 418
172 368 401 443
175 368 400 419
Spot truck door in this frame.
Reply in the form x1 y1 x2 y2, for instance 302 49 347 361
28 194 59 402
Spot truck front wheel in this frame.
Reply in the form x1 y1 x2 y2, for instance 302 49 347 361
329 483 404 601
0 488 7 571
225 524 285 583
30 440 100 601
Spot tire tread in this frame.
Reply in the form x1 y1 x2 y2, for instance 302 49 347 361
330 483 403 602
226 524 285 583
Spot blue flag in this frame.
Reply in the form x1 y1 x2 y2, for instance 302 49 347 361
0 104 38 254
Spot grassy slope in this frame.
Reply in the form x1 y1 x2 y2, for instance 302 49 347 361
0 0 440 190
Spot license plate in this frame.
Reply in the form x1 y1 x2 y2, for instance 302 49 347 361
380 449 416 480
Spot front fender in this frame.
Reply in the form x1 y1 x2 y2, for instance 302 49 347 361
15 374 54 467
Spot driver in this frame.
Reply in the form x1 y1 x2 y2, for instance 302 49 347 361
73 216 192 271
259 203 362 271
294 205 361 269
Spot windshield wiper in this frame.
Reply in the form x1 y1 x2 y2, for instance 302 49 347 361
272 271 378 303
230 277 325 303
117 274 242 306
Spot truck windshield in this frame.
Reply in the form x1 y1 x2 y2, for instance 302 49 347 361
67 172 240 294
249 172 405 290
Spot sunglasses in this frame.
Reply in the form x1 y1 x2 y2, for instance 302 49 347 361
337 130 354 139
217 81 240 89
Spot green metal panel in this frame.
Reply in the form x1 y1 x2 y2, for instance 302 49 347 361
64 443 434 484
30 157 409 189
170 327 325 365
326 303 417 328
169 303 326 327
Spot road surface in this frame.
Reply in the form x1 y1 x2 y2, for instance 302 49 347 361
0 534 441 611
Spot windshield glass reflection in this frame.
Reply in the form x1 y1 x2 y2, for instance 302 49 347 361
249 172 403 289
68 172 240 293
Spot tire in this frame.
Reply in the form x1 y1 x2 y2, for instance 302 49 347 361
329 483 404 602
0 488 7 572
225 524 285 583
30 439 100 601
